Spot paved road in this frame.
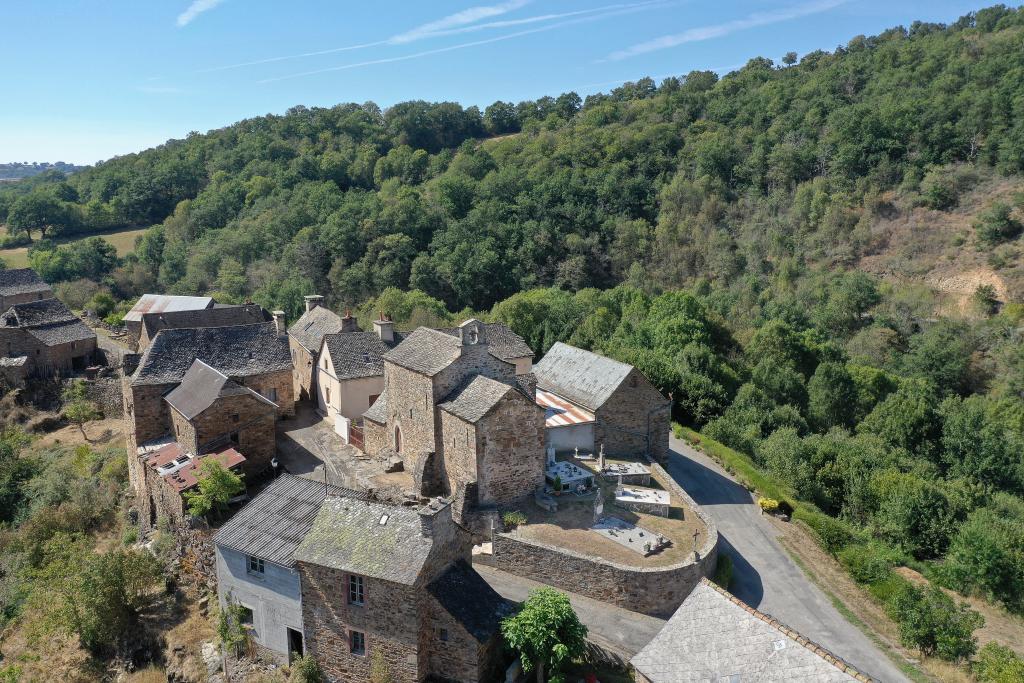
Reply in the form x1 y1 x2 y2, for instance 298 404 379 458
475 563 665 659
666 433 910 683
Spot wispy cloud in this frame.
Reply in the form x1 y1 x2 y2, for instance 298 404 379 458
389 0 532 44
604 0 846 61
177 0 226 28
200 0 665 74
257 2 670 84
137 84 186 94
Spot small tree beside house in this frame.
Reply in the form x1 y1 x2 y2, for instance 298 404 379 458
61 380 100 441
501 587 588 683
185 460 245 521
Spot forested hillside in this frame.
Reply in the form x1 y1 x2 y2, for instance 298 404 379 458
2 5 1024 672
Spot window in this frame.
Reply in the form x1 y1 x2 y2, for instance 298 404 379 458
349 630 365 656
247 556 265 575
239 606 254 625
231 413 239 423
326 387 331 404
230 432 240 445
323 357 328 369
267 388 278 402
394 426 402 453
348 575 365 605
439 628 449 642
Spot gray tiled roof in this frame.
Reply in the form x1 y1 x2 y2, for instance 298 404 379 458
322 331 393 380
142 304 269 340
427 560 513 642
631 580 871 683
439 375 515 424
363 389 387 423
383 327 463 376
164 359 276 420
288 306 345 353
293 496 433 585
213 474 366 567
533 342 636 411
2 298 96 346
436 322 533 361
131 322 291 386
0 268 51 297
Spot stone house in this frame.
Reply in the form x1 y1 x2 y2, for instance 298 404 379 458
533 342 671 461
122 322 292 529
123 294 214 348
318 316 532 438
361 320 545 524
288 295 359 402
0 298 97 377
0 268 53 310
212 474 368 664
631 579 870 683
164 359 278 478
295 496 510 683
145 441 246 526
135 303 270 352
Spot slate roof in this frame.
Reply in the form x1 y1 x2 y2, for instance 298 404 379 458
427 560 513 642
533 342 638 411
289 306 345 353
1 298 96 346
439 375 517 424
322 331 394 380
293 496 435 585
0 268 51 298
363 389 387 423
131 322 291 386
436 322 533 361
213 474 366 567
123 294 213 322
383 327 463 376
164 359 277 420
141 304 270 340
630 579 871 683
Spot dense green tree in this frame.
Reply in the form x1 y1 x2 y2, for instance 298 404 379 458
501 588 587 683
887 583 983 661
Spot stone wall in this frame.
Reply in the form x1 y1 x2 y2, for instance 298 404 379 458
188 392 277 476
439 410 477 504
290 337 315 403
492 463 718 618
0 328 96 377
594 369 671 462
475 391 545 508
0 288 53 311
381 361 437 464
239 368 294 417
298 562 422 683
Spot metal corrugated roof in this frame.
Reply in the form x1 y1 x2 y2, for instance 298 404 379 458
213 474 367 567
123 294 213 322
536 388 595 427
532 342 633 411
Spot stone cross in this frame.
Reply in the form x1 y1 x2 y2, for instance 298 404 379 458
616 474 624 496
574 446 579 459
593 491 603 523
692 529 701 560
598 444 605 472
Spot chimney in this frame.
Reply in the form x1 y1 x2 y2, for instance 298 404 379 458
272 310 287 336
340 308 359 333
373 312 394 343
304 295 324 313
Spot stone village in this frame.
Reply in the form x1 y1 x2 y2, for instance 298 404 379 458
1 267 874 682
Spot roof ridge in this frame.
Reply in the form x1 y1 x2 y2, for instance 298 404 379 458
697 578 875 682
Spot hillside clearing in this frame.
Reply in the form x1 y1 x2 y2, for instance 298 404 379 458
0 225 148 268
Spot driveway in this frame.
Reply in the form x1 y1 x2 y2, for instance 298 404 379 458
666 433 910 683
474 563 665 659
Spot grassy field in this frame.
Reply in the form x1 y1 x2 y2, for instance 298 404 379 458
0 225 148 268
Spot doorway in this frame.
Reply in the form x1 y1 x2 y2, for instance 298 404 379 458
287 628 304 662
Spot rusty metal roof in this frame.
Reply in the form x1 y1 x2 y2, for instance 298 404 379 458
123 294 214 322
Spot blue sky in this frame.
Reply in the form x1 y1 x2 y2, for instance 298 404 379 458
0 0 993 164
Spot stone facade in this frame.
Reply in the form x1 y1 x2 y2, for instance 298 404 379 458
594 368 671 462
290 338 315 403
170 392 277 477
0 328 96 377
491 462 718 617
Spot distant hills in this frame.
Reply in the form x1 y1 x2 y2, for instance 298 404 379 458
0 162 85 182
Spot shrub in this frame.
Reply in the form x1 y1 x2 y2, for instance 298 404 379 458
974 642 1024 683
712 554 733 590
887 583 983 662
975 202 1022 246
289 655 325 683
793 505 858 555
502 510 527 530
868 573 912 604
758 497 779 513
921 168 958 210
839 541 903 584
121 526 138 546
